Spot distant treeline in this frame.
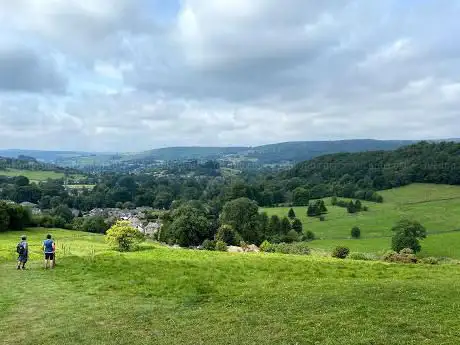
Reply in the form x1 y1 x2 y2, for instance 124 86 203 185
1 141 459 216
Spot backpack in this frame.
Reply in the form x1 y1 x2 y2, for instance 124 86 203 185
16 242 25 255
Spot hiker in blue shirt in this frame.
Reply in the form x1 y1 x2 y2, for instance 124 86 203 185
43 234 56 269
16 236 28 270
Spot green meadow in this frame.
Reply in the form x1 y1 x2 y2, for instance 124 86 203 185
2 228 460 344
263 184 460 257
0 168 67 181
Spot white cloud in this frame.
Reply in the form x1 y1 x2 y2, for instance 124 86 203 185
1 0 460 151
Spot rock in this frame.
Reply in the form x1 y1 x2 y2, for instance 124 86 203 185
227 246 244 253
246 244 260 253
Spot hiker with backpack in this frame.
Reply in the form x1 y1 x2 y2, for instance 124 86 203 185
16 236 28 270
43 234 56 269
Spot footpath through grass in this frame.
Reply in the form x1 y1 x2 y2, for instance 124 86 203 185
2 228 460 344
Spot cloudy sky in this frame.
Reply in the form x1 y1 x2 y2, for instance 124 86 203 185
0 0 459 152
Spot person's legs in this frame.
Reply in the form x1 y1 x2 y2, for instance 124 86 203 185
44 254 49 269
50 253 55 268
17 260 21 270
21 259 26 270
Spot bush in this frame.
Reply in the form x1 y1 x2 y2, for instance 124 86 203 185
420 257 439 265
351 226 361 239
302 230 315 242
383 248 417 263
215 224 239 245
202 239 216 251
349 252 374 261
332 246 350 259
215 240 228 252
259 241 310 255
331 196 337 206
284 229 299 243
319 215 325 222
105 220 145 252
363 206 369 212
260 240 275 253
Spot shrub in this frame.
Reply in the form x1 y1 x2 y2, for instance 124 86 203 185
383 248 417 263
215 240 228 252
259 241 309 255
215 224 239 245
105 220 145 252
351 226 361 239
349 252 374 261
420 257 439 265
288 208 296 219
302 230 315 242
331 196 338 206
260 240 275 253
319 215 325 222
332 246 350 259
284 229 299 243
363 206 369 212
202 239 216 251
286 242 310 255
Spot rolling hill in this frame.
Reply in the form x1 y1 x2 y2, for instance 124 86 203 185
0 139 417 166
2 228 460 344
263 183 460 258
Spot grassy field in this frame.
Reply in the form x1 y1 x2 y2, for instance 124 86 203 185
2 228 460 344
0 168 66 181
263 183 460 239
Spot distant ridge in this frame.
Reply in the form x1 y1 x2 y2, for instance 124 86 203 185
1 138 458 166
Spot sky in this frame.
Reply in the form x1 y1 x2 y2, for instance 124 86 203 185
0 0 459 152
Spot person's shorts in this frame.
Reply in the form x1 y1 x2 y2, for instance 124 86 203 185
18 255 28 263
45 253 55 260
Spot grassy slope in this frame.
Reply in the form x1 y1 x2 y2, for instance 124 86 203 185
263 184 460 257
2 228 460 344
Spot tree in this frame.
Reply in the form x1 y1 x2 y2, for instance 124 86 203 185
355 200 362 211
291 218 303 233
258 212 270 238
81 216 109 234
319 200 328 214
105 220 144 252
169 205 210 247
293 187 310 206
331 196 338 206
288 208 296 219
220 198 261 244
215 224 240 245
351 226 361 239
280 217 292 235
307 204 316 217
14 176 30 187
52 205 74 223
268 215 281 237
6 204 31 230
347 201 357 214
0 203 11 232
391 219 427 253
284 230 299 243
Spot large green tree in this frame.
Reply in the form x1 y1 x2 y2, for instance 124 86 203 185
169 205 210 247
220 198 261 244
391 219 427 253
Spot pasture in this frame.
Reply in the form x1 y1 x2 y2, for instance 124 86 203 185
263 183 460 239
2 228 460 344
0 169 67 181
